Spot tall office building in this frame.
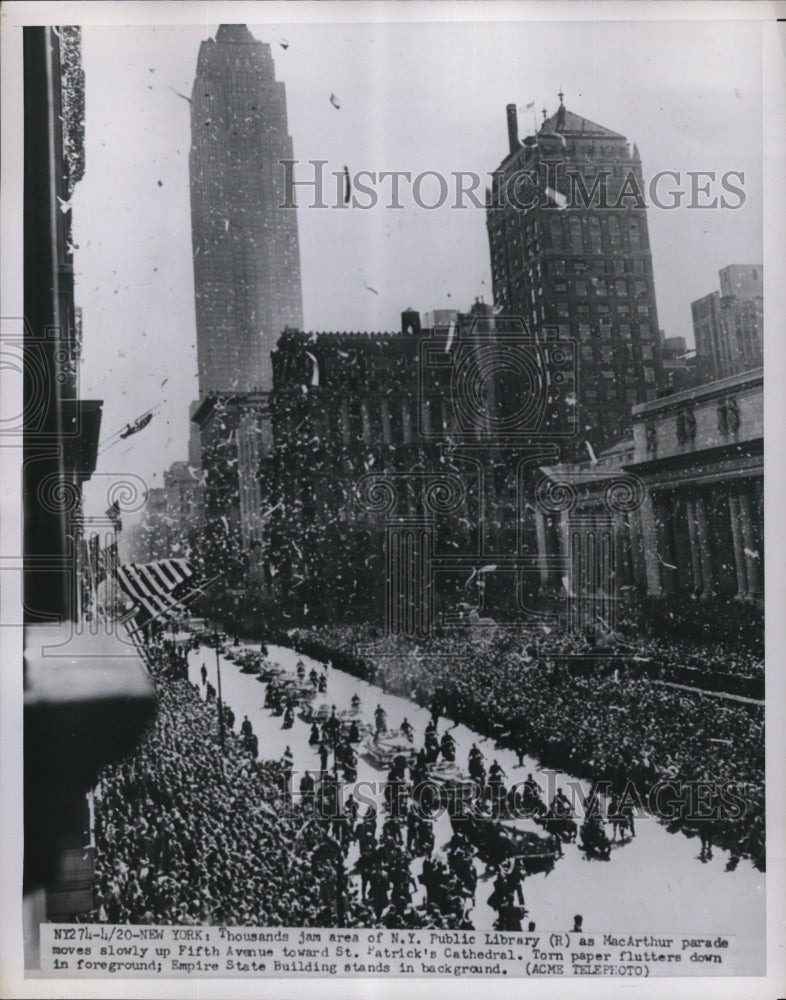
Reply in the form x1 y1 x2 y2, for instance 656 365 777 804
692 265 763 380
190 23 303 395
487 96 663 451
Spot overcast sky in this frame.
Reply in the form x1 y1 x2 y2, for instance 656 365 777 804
72 12 763 514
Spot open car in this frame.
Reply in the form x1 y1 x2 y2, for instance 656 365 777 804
449 810 559 874
361 730 418 769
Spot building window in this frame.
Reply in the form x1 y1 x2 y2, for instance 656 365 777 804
637 304 650 316
595 278 608 296
620 323 632 340
589 217 602 251
380 398 392 444
608 216 621 246
570 216 583 252
581 344 594 362
550 217 563 250
575 281 587 297
401 398 412 443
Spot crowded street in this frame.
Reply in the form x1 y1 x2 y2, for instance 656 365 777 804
173 639 765 964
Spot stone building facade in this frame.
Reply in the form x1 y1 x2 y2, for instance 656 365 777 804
487 97 663 452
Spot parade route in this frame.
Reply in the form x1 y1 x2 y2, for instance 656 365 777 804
187 642 764 964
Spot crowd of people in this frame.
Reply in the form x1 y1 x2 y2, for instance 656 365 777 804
291 623 765 868
87 598 765 930
89 645 486 928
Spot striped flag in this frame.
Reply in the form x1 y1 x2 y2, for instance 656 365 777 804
116 558 196 624
98 541 120 581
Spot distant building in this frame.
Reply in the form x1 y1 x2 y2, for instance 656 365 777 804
692 265 762 380
164 460 204 534
629 367 763 600
534 366 763 606
130 488 168 562
424 308 459 328
487 96 663 451
261 303 554 623
188 399 202 467
189 24 303 395
191 391 272 589
659 336 707 394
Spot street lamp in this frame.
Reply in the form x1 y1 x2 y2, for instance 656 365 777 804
213 625 226 753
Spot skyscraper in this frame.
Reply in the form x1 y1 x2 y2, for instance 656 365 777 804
692 265 763 380
487 96 663 450
190 23 303 395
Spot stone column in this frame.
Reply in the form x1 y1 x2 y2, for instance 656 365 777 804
727 493 748 598
694 496 714 596
638 491 661 596
534 510 550 589
738 488 762 598
684 498 703 592
386 517 433 639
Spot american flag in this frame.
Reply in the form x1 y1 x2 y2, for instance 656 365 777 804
116 559 196 624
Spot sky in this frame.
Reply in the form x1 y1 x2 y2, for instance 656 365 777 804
71 11 764 516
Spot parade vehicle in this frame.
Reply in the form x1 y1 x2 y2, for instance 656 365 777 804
281 679 318 705
236 650 264 674
449 810 559 874
427 760 475 796
199 630 226 648
360 730 418 769
256 662 288 682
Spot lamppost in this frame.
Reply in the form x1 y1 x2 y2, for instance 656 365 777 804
213 625 226 753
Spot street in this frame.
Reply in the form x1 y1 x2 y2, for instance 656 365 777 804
187 641 764 966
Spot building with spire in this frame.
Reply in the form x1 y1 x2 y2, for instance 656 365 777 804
487 95 663 452
189 25 303 592
190 23 303 395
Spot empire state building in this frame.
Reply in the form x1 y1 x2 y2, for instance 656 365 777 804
190 24 303 395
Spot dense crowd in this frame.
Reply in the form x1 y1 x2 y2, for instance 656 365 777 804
89 646 479 928
292 623 765 868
